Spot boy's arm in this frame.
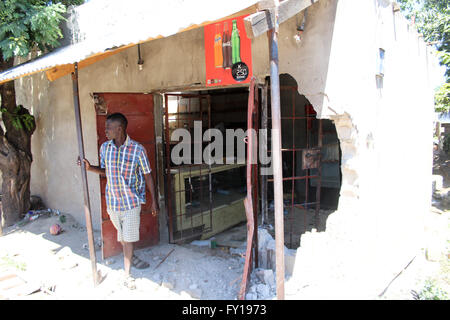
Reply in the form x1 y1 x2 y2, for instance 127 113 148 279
77 158 106 177
144 173 159 215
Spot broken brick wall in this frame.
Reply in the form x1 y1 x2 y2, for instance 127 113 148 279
283 0 442 298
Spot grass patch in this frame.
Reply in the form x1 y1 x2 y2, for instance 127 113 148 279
413 279 448 300
0 255 27 272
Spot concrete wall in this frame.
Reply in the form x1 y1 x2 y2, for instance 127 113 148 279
13 0 441 298
286 0 442 298
251 0 338 114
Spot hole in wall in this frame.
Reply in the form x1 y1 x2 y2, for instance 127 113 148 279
263 74 342 249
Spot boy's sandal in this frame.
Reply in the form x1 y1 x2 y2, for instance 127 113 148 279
123 275 136 290
132 255 150 269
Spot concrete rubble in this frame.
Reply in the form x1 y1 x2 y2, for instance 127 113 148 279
257 228 296 276
429 174 449 262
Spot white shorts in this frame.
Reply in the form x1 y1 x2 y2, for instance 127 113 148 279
107 206 141 243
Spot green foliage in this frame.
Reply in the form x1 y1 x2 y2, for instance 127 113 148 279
0 1 83 132
397 0 450 112
397 1 449 51
0 254 26 271
414 279 448 300
0 0 85 61
0 105 35 132
443 132 450 153
435 81 450 112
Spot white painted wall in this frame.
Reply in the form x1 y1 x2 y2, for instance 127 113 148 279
287 0 442 298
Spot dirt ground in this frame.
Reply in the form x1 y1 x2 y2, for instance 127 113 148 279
0 212 250 300
0 150 448 300
373 147 448 300
1 204 447 300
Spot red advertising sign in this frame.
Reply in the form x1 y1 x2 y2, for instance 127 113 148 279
204 15 253 87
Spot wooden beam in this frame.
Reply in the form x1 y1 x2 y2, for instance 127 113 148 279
392 2 401 12
45 64 74 81
244 0 319 39
257 0 278 11
45 44 135 82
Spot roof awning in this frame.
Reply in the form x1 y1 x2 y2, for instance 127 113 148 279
0 0 259 85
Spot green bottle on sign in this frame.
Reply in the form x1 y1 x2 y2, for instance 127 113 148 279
231 20 241 64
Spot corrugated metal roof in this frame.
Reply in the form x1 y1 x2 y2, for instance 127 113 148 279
1 40 107 83
0 0 259 84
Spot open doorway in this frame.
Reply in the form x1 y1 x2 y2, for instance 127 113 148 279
163 87 254 244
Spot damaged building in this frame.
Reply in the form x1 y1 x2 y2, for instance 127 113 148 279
0 0 442 299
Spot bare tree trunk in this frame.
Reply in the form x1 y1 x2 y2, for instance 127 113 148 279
0 57 35 229
0 139 32 227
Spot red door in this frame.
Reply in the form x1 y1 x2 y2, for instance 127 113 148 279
94 93 159 259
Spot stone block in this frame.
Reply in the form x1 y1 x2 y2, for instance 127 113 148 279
186 288 202 299
432 175 443 193
162 281 175 290
337 126 354 141
285 249 296 276
246 292 257 300
257 228 297 276
256 284 270 299
425 236 446 262
425 247 444 262
255 269 275 287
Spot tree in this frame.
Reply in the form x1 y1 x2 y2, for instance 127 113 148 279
0 0 84 229
397 0 450 112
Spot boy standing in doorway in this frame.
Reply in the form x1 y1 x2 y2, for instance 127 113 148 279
78 112 159 289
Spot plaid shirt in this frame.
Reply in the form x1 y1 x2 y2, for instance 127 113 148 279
100 135 152 211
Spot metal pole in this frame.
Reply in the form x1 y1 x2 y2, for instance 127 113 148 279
261 80 269 226
268 0 285 300
71 62 100 286
314 119 323 229
253 83 259 269
163 95 174 243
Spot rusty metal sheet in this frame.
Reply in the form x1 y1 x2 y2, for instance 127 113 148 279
239 77 257 300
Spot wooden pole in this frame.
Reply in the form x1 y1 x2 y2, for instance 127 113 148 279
268 0 285 300
71 62 100 286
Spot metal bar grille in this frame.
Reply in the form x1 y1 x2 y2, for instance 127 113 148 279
266 85 323 249
164 93 213 243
